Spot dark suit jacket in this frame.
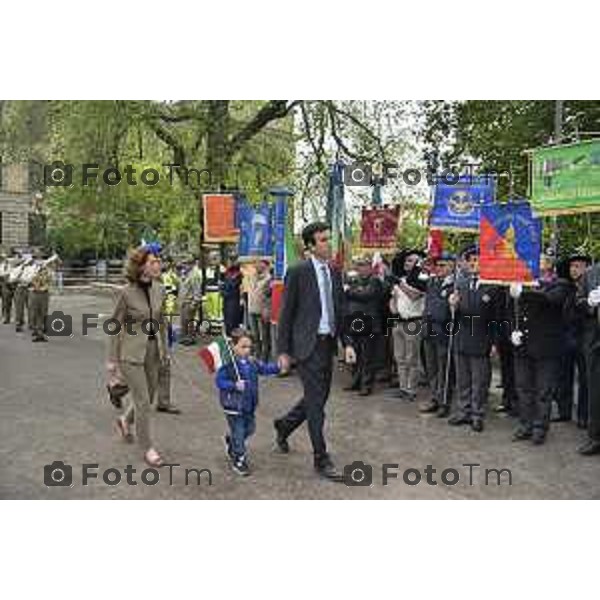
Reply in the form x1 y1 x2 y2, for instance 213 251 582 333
277 260 346 361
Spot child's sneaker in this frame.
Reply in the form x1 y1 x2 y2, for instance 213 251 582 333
231 457 250 477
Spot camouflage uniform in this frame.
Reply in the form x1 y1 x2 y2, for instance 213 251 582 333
30 265 51 341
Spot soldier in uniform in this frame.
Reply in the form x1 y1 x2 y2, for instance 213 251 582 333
420 252 456 417
156 257 181 414
180 258 204 345
447 246 500 432
4 255 23 324
29 253 58 342
13 255 36 332
510 254 575 445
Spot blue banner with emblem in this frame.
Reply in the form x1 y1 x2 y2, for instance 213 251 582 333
430 175 496 230
236 198 273 260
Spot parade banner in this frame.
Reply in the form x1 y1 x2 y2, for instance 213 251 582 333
426 229 444 260
273 195 287 280
430 175 496 230
237 199 273 260
479 201 542 284
203 194 238 242
530 139 600 215
360 206 400 248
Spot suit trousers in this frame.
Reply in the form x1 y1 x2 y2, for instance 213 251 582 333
181 301 201 338
423 337 454 405
392 321 422 392
279 336 335 459
454 353 491 421
121 339 160 450
14 285 28 327
29 290 49 337
514 354 560 430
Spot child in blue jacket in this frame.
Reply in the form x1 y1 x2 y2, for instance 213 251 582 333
215 329 280 476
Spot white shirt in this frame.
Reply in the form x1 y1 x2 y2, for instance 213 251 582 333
311 256 334 334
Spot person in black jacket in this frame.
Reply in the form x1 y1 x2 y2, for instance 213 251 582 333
447 246 500 432
557 253 592 426
577 262 600 455
274 222 350 480
510 256 575 445
420 253 456 417
343 255 385 396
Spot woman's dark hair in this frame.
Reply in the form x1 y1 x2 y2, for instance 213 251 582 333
302 221 330 248
125 247 152 283
229 328 253 347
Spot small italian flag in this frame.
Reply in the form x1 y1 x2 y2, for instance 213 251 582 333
197 336 232 373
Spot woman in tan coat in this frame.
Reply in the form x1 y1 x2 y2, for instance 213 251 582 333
107 247 168 467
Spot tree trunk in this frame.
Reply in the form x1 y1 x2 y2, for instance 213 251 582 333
206 101 230 190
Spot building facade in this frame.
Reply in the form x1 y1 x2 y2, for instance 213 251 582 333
0 161 45 252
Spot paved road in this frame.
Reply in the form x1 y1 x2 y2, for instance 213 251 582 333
1 291 600 499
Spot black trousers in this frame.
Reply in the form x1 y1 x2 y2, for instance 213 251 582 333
560 347 588 422
514 354 561 430
497 335 518 413
278 336 335 459
588 333 600 441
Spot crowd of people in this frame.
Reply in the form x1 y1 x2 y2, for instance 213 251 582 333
4 220 600 480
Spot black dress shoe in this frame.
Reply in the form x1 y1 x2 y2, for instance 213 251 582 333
15 325 23 332
437 405 450 418
358 387 373 397
471 420 484 432
314 457 343 482
156 406 181 414
551 415 570 423
577 439 600 455
448 415 471 426
577 419 588 429
274 419 289 453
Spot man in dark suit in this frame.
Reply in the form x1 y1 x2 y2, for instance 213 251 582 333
274 222 351 480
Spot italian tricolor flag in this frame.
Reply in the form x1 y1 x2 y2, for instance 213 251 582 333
197 336 231 373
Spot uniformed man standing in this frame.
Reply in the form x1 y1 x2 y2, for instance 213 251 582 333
3 255 21 324
179 258 203 345
12 256 35 332
447 246 500 432
29 254 57 342
420 253 456 417
511 254 575 445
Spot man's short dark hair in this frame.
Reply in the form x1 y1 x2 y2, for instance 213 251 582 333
302 221 330 248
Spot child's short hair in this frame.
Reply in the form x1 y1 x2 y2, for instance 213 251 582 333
229 328 253 346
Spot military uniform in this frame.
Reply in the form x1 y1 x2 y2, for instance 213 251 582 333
8 260 29 329
450 276 500 429
511 278 574 444
29 264 51 342
180 265 203 344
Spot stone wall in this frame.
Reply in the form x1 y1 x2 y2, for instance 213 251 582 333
0 163 34 251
